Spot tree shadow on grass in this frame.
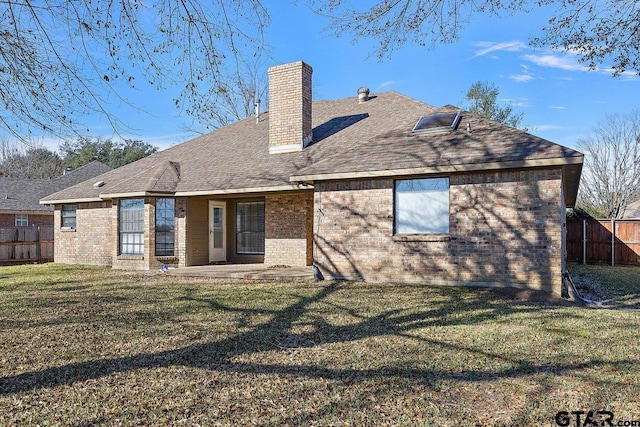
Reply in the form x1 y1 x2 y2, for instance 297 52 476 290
0 280 628 403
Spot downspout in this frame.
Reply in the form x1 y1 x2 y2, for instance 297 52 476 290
312 190 325 281
561 271 598 307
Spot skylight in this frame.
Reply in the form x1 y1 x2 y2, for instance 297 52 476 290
412 112 461 135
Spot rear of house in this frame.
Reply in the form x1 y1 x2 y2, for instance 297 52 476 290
41 61 582 295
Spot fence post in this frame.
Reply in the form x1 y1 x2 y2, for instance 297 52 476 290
582 219 587 264
611 219 615 267
35 225 41 263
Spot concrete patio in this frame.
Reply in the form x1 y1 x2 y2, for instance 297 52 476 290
165 264 316 281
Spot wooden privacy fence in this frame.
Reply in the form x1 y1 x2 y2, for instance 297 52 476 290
567 219 640 266
0 226 54 264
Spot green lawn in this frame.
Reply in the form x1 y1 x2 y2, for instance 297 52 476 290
1 263 639 426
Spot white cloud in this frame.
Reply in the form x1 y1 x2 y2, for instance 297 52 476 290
522 53 589 72
378 80 399 89
500 98 529 108
534 124 565 132
138 132 195 151
470 40 528 59
550 105 566 110
509 74 534 83
599 68 639 81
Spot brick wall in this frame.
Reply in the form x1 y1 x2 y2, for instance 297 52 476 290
264 192 313 266
313 168 564 294
175 198 187 267
0 213 52 227
55 198 184 269
267 61 313 153
54 202 113 266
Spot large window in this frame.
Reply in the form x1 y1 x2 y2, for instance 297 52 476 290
155 198 175 256
119 199 144 255
15 214 28 227
236 201 265 254
61 204 77 228
395 177 450 234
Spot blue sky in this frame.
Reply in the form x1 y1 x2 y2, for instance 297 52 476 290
38 2 639 152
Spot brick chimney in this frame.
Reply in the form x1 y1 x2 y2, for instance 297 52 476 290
267 61 313 154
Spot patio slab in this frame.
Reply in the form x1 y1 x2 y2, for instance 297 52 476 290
165 264 315 281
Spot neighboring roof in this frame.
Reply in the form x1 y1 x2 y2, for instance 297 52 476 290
623 199 640 219
566 207 595 220
1 161 112 213
41 91 584 206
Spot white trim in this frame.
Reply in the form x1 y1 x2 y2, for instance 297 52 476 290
209 201 227 263
175 184 312 197
290 156 584 182
39 185 313 205
40 197 103 205
100 191 172 199
15 213 28 227
268 143 302 154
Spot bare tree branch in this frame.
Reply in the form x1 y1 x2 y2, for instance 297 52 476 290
311 0 640 74
0 0 270 141
577 110 640 218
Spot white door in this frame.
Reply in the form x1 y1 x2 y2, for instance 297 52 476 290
209 201 226 263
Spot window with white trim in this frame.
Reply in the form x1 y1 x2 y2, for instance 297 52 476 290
61 204 77 228
395 177 450 234
15 214 28 227
119 199 144 255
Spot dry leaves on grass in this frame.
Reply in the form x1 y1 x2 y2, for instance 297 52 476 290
1 264 640 426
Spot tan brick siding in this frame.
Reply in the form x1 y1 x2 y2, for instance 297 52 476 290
54 198 184 269
54 202 113 266
264 192 313 266
175 198 187 267
267 61 312 151
313 169 564 294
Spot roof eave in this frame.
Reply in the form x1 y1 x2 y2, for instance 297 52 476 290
175 184 312 197
289 156 584 182
563 162 583 208
39 184 314 204
39 197 104 205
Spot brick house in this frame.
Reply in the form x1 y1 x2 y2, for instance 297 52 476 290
41 61 583 295
1 161 111 228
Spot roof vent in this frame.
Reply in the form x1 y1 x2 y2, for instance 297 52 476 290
358 87 370 103
93 180 105 188
254 99 261 124
412 112 462 135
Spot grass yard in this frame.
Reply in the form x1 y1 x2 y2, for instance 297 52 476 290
1 263 639 426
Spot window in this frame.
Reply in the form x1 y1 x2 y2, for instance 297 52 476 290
412 112 461 135
395 178 449 234
119 199 144 255
61 204 77 228
15 214 28 227
236 201 265 254
155 198 175 256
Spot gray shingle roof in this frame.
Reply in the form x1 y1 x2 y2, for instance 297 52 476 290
41 91 583 205
1 161 111 212
623 199 640 219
